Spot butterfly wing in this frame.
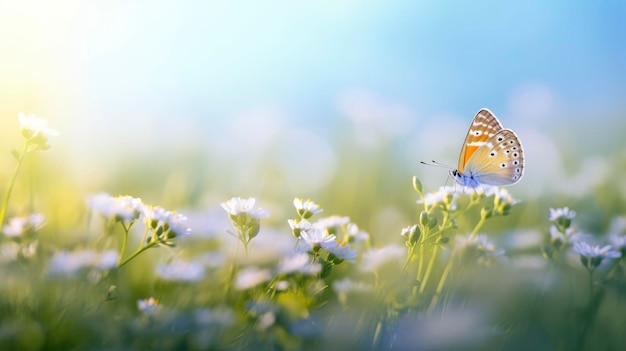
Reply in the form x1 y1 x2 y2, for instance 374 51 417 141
457 108 504 173
463 129 525 186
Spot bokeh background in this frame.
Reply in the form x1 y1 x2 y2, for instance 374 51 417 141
1 1 625 240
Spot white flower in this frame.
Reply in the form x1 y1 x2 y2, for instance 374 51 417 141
143 206 191 239
293 198 323 218
137 297 161 316
235 266 272 290
221 197 269 219
277 253 321 275
2 213 45 237
49 249 118 276
609 216 626 236
156 261 205 282
325 241 358 263
549 207 576 222
489 187 519 207
167 212 192 237
288 219 313 238
573 241 621 271
609 233 626 252
417 186 458 210
18 112 59 140
400 224 418 238
88 193 143 222
573 242 621 259
360 243 405 272
314 216 350 230
456 234 506 266
300 227 336 248
347 223 369 242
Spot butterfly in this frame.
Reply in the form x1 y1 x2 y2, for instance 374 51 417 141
426 108 524 188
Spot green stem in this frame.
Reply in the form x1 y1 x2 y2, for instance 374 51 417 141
576 269 594 349
470 211 488 238
428 248 456 313
0 142 29 227
117 242 157 269
419 245 440 294
117 223 130 266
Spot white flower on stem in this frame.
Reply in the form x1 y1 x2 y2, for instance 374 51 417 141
156 261 205 282
314 216 350 230
456 234 506 266
300 227 336 249
2 213 45 237
18 113 59 149
417 186 458 210
137 297 161 316
549 207 577 222
288 219 313 238
325 241 358 263
221 197 269 219
347 223 369 242
235 266 272 290
609 233 626 254
293 198 323 219
360 243 405 272
221 197 268 250
49 249 118 276
143 206 191 243
277 253 322 275
167 212 192 237
573 241 621 271
88 193 143 222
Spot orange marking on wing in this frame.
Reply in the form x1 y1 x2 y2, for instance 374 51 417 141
463 145 479 165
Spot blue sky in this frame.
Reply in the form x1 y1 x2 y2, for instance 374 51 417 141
69 1 625 123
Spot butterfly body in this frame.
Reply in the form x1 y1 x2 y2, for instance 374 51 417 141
450 109 524 188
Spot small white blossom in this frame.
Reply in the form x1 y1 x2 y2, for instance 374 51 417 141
221 197 269 219
235 266 272 290
456 234 506 266
300 227 336 248
288 219 313 238
88 193 143 222
137 297 161 316
277 253 321 275
293 198 323 218
167 212 192 237
314 216 350 230
325 241 358 263
609 233 626 252
417 186 458 210
573 242 620 260
400 224 418 238
49 249 118 276
549 207 576 222
2 213 45 237
347 223 369 242
573 241 621 271
143 206 192 239
18 112 59 142
360 243 405 272
156 261 206 282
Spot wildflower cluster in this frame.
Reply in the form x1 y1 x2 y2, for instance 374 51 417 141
401 177 516 313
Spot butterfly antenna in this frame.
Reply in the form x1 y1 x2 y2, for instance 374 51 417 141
420 160 452 169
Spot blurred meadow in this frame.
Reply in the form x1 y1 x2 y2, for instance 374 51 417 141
1 1 626 350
